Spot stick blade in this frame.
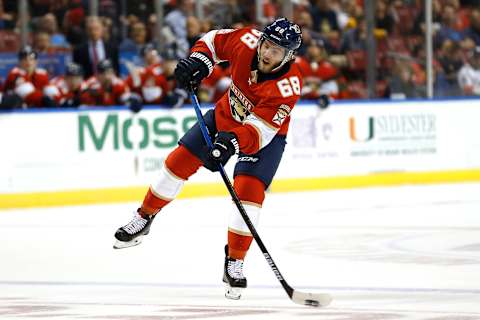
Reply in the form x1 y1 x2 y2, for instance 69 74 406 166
291 290 332 307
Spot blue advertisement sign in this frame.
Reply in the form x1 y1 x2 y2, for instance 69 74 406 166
0 53 71 84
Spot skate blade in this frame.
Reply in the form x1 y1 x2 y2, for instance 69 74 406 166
224 283 243 300
113 236 144 249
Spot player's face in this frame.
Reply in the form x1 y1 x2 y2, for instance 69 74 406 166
66 75 83 90
144 50 160 66
20 56 37 74
98 70 114 86
258 39 286 73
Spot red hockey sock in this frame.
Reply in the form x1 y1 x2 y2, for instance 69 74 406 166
227 175 265 259
228 231 253 260
140 188 170 216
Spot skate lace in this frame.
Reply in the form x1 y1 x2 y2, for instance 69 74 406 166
122 211 148 235
227 259 245 279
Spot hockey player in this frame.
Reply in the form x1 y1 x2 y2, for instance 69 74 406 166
80 59 141 110
114 18 303 300
43 62 84 107
125 44 169 105
2 46 50 108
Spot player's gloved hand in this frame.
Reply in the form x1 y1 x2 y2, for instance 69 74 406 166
126 94 143 113
203 132 240 172
318 94 330 110
41 95 57 107
164 88 188 108
174 54 211 90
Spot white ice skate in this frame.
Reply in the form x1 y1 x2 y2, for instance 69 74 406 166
113 209 155 249
223 245 247 300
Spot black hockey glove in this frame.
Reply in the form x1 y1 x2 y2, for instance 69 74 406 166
164 88 188 108
204 132 240 172
174 53 212 90
41 95 58 107
126 94 143 113
318 94 330 110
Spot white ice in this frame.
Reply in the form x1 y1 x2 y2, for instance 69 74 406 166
1 182 480 319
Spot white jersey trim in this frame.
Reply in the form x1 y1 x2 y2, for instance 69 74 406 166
199 29 230 64
244 112 279 150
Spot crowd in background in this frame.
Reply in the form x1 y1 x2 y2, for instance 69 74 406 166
1 0 480 109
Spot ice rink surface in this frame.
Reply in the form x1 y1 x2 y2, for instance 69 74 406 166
1 182 480 319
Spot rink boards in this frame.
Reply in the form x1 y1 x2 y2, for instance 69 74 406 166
1 99 480 209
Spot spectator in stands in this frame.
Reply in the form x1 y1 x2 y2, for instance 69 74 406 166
43 62 84 107
310 0 340 41
331 0 362 31
339 15 367 53
186 16 202 50
164 0 192 59
125 44 170 105
296 40 339 99
0 0 15 29
39 13 69 49
100 16 116 43
73 16 119 78
413 0 442 36
434 4 464 48
120 21 149 54
80 59 137 107
458 47 480 95
385 60 426 99
125 0 154 23
463 8 480 46
375 0 394 35
32 31 52 54
436 40 463 96
295 10 332 55
1 46 51 109
63 0 86 47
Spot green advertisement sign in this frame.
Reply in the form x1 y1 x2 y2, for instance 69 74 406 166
78 113 197 151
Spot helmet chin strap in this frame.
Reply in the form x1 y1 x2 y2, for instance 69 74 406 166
257 38 294 73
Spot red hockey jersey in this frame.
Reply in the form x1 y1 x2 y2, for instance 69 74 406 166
80 75 130 106
43 76 78 105
191 27 303 155
125 63 169 105
4 67 49 107
295 56 338 99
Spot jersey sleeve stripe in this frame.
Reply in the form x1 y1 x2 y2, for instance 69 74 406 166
244 112 279 150
198 30 229 64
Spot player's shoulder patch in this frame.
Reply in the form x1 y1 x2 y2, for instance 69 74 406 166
272 104 291 126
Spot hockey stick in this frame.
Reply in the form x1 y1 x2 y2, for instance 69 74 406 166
190 90 332 308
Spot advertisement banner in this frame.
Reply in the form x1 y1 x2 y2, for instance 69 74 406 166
1 99 480 194
0 52 71 82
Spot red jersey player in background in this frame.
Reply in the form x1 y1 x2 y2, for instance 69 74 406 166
125 44 189 109
114 18 303 300
2 46 50 109
80 59 142 110
295 40 339 100
43 62 84 108
125 44 169 105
